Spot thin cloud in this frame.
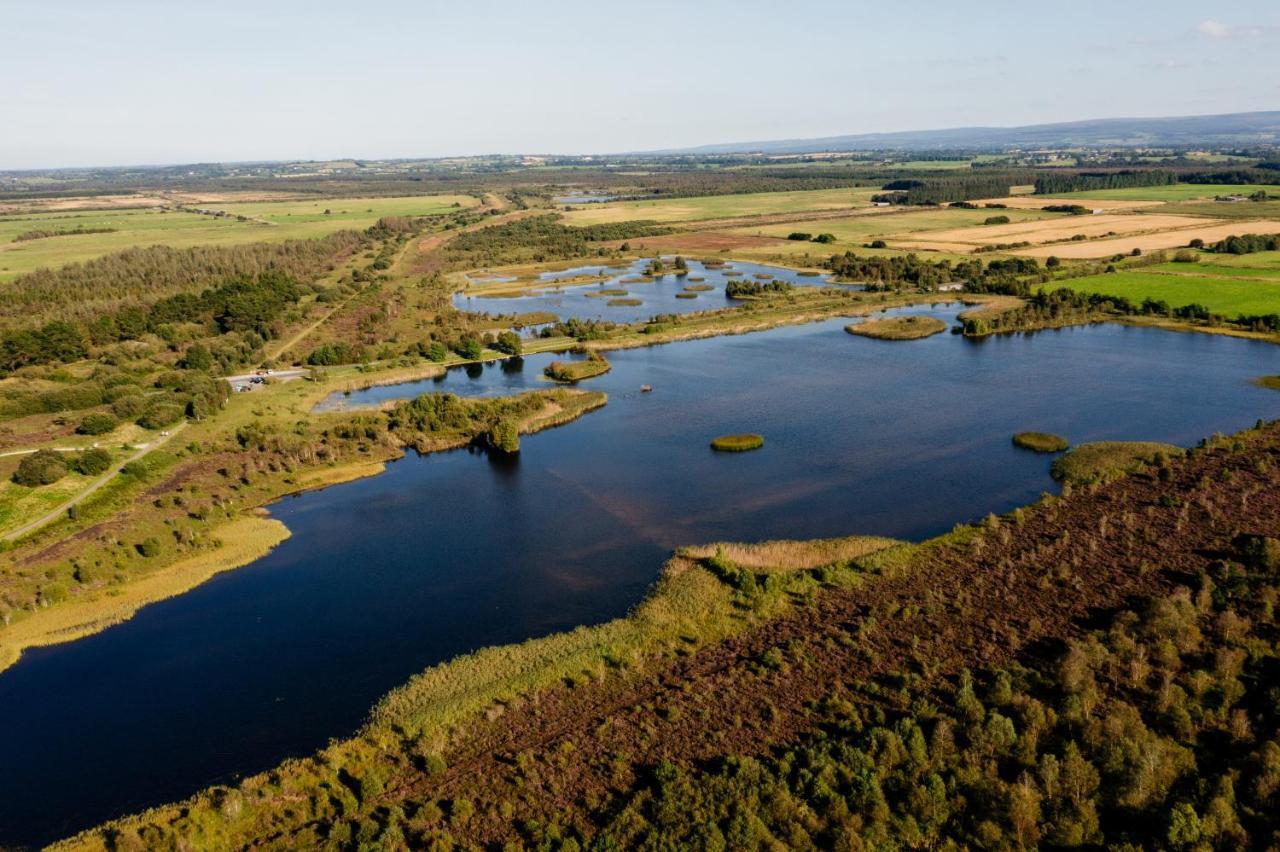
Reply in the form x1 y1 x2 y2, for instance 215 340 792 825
1196 19 1275 39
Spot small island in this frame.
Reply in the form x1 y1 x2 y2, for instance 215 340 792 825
846 315 947 340
1257 375 1280 391
1012 431 1069 453
543 353 611 383
607 297 642 306
1051 441 1183 486
710 433 765 452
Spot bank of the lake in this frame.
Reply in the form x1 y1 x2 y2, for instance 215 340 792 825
4 308 1280 846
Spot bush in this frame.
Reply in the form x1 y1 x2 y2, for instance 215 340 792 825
426 341 448 362
76 412 118 435
1046 256 1061 269
454 337 484 360
787 232 812 241
136 537 162 558
812 233 836 244
111 394 148 419
984 215 1011 225
492 331 522 356
137 403 184 430
180 344 214 371
73 447 112 475
13 449 68 486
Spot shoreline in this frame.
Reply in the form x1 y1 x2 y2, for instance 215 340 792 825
0 515 290 675
0 394 604 676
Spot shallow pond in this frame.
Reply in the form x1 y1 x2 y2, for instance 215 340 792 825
454 257 838 325
2 310 1279 845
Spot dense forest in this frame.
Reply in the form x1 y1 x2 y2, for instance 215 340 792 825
871 175 1015 205
0 230 366 325
827 252 1042 291
1034 170 1177 195
440 215 673 268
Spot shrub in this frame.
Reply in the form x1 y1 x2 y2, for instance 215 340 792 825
73 447 112 476
77 412 118 435
492 331 522 356
787 232 813 241
455 337 484 360
111 394 148 419
180 344 214 371
426 341 448 362
812 233 836 244
486 418 520 454
137 403 183 430
13 449 68 486
984 215 1011 225
136 538 162 558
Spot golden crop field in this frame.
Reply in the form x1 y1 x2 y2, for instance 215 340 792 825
1012 219 1280 259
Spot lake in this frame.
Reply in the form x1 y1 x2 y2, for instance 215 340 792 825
2 309 1278 846
454 257 840 325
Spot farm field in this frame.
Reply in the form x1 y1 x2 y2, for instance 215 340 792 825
890 212 1216 251
561 187 879 225
1039 183 1280 202
730 205 1057 242
1013 219 1280 259
1053 268 1280 317
971 194 1164 211
0 194 477 281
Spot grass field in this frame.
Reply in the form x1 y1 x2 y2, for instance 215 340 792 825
0 194 476 281
1053 270 1280 316
561 187 879 226
1041 184 1280 202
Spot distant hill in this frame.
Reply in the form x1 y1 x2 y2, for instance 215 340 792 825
656 111 1280 154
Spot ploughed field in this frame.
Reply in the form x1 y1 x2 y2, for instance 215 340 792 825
4 308 1280 846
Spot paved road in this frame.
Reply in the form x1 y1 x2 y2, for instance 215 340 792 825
224 369 309 392
2 423 187 543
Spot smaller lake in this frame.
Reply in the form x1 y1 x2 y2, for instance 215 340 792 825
454 257 840 324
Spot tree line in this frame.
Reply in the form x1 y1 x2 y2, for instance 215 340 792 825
872 175 1014 205
441 215 673 268
1034 170 1177 195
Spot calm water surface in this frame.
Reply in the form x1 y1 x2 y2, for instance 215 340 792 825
455 257 838 324
2 310 1279 845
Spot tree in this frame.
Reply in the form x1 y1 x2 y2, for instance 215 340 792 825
181 343 214 371
455 337 484 360
487 418 520 454
13 449 68 486
1046 256 1061 269
493 331 522 356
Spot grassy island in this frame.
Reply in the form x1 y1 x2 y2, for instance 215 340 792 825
1051 440 1183 485
607 297 642 306
543 353 611 383
683 283 714 292
710 433 765 452
1011 431 1069 453
846 315 948 340
585 288 629 298
1257 375 1280 391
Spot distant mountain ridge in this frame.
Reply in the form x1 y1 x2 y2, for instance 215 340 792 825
653 111 1280 154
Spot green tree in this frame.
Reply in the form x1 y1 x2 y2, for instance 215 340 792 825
493 331 522 356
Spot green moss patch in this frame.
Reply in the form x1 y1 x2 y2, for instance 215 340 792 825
711 433 765 452
1012 432 1069 453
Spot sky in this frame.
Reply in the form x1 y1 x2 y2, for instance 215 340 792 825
3 0 1279 170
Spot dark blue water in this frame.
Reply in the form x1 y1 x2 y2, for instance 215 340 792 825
455 257 837 324
2 313 1279 846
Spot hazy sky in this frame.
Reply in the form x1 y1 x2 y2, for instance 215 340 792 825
4 0 1278 169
